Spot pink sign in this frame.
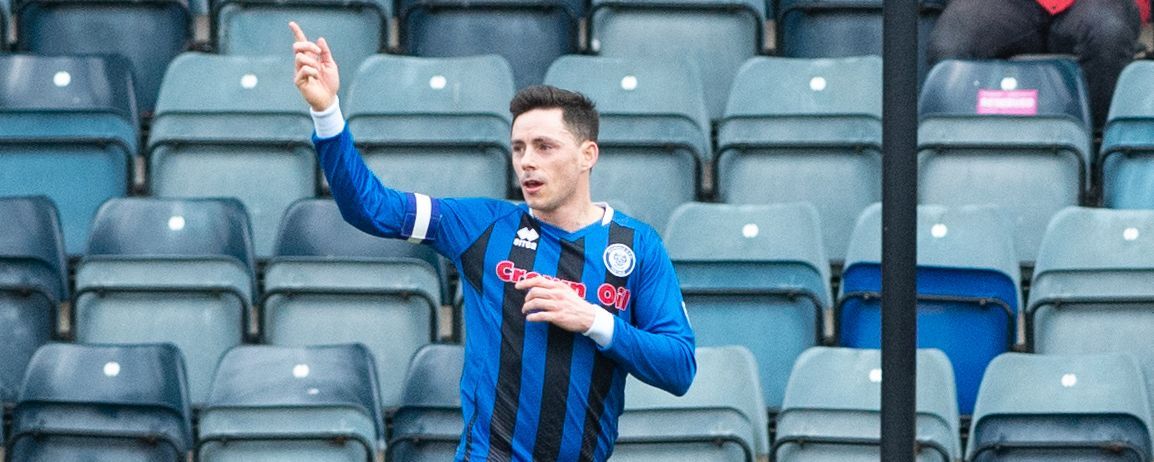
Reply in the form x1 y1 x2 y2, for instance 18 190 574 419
976 89 1038 115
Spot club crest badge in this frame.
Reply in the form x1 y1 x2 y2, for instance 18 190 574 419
603 243 636 278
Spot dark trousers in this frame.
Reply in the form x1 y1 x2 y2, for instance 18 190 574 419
928 0 1141 130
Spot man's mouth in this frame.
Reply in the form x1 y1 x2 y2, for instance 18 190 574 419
522 179 544 194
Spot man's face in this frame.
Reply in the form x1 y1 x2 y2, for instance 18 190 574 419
511 108 593 214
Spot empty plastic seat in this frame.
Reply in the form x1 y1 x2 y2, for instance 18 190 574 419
0 54 138 255
388 344 465 462
838 203 1020 415
967 352 1153 461
15 0 190 116
1100 60 1154 209
774 346 960 461
589 0 766 120
400 0 583 89
918 58 1092 262
0 197 66 404
717 56 881 260
149 53 316 257
664 202 829 411
346 54 514 199
545 55 710 231
197 344 384 462
8 343 193 461
264 199 442 409
74 197 255 406
1 0 8 50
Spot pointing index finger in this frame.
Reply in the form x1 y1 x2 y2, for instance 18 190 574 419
289 21 308 43
514 276 563 291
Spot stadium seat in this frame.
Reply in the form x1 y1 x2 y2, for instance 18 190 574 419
967 352 1153 461
1028 207 1154 418
618 346 768 461
918 58 1093 263
399 0 583 89
15 0 190 117
74 197 255 406
1 0 8 50
149 52 316 257
197 344 384 462
1100 60 1154 209
774 346 960 461
838 203 1020 415
264 199 442 409
346 54 514 199
388 344 465 462
0 197 66 404
717 56 881 260
0 54 138 255
545 55 710 231
7 343 193 461
664 202 829 412
588 0 766 120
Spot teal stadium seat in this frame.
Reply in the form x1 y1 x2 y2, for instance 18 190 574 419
774 347 960 461
717 56 881 260
545 56 711 231
0 54 138 255
149 53 316 257
664 202 830 412
388 344 466 462
264 199 442 409
918 58 1093 263
1100 60 1154 209
346 54 514 199
197 345 384 462
74 198 255 406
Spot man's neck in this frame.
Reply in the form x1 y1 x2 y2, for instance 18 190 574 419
531 202 606 232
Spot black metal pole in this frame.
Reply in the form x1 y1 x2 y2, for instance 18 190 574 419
881 0 919 460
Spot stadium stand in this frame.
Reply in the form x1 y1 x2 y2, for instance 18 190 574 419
7 343 193 461
774 346 960 461
544 55 710 232
388 343 465 462
149 52 316 258
717 55 881 261
664 202 829 412
838 203 1020 415
346 54 514 199
0 197 66 405
1100 60 1154 209
588 0 766 120
197 344 384 461
74 197 254 406
264 199 442 409
967 352 1153 461
618 346 768 462
0 54 137 255
399 0 584 89
918 58 1093 263
14 0 190 117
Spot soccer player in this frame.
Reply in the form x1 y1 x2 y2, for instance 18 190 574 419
290 22 697 462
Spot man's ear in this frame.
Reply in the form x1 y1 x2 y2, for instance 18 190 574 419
580 140 599 171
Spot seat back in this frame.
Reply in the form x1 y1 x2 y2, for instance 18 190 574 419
388 344 465 462
1100 60 1154 209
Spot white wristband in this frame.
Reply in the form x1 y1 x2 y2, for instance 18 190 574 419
583 307 615 348
310 96 345 139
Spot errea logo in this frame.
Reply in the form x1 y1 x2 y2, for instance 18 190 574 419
514 227 539 250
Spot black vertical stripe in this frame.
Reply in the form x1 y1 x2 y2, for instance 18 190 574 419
578 223 635 462
532 237 586 461
487 214 540 462
461 225 496 292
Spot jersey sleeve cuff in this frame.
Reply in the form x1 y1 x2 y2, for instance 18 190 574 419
583 307 615 348
311 96 345 139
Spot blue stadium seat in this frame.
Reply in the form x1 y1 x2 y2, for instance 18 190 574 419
589 0 766 120
264 199 442 409
918 58 1092 262
1 0 8 49
0 54 138 255
15 0 190 117
346 54 514 199
0 197 66 404
7 343 193 461
664 202 829 412
774 347 960 461
197 344 384 461
149 52 316 257
545 55 710 231
74 197 255 406
838 203 1020 415
619 346 768 461
717 56 881 260
1100 60 1154 209
399 0 584 89
388 344 465 462
968 352 1153 461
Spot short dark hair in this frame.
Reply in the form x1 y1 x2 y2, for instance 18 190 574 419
509 85 599 143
